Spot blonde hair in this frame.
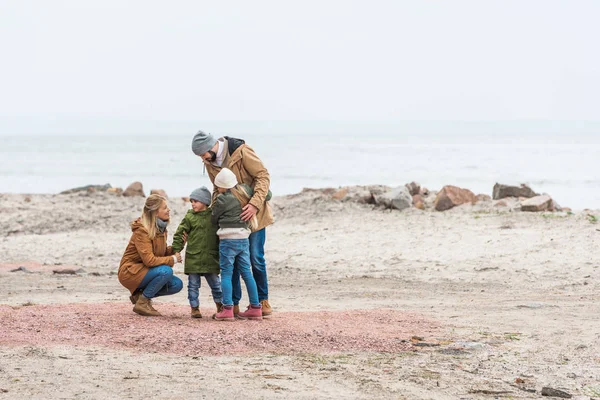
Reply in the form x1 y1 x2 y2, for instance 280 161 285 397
231 184 258 231
140 194 167 239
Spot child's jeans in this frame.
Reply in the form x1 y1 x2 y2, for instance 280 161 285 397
219 239 259 307
187 273 223 308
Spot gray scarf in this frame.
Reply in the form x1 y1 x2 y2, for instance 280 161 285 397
156 218 168 233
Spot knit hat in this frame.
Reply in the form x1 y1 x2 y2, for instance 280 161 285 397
189 186 212 205
191 130 217 156
214 168 238 189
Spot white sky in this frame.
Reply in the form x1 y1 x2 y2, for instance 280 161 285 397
1 1 599 135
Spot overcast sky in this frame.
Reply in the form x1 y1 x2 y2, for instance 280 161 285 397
1 1 599 135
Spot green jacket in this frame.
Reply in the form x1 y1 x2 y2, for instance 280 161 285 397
211 184 271 229
172 208 220 275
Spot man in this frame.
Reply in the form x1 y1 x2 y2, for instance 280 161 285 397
191 131 274 316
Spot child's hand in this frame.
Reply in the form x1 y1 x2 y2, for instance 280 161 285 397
175 252 182 263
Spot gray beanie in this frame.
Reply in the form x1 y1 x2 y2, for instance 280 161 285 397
191 130 218 155
189 186 212 205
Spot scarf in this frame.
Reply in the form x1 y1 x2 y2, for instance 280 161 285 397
156 218 168 233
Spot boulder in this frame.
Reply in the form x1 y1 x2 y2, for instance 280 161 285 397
420 187 430 196
123 182 145 197
412 194 425 210
107 187 123 195
375 186 412 211
405 181 421 196
331 188 348 201
434 185 477 211
60 184 112 195
492 183 537 200
150 189 168 198
520 195 552 212
476 194 491 202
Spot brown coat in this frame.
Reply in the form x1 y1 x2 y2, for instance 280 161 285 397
118 218 174 294
204 141 274 231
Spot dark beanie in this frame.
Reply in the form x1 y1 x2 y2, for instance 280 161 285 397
191 130 217 155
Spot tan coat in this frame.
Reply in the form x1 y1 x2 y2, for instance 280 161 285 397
118 218 174 294
204 142 274 231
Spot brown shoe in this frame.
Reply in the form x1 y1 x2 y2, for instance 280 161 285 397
133 295 161 316
233 304 240 318
191 307 202 319
211 302 224 319
129 290 140 305
260 299 272 316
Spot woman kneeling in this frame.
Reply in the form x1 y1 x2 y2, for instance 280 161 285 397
118 194 183 316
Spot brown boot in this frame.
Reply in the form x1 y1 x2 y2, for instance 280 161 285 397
191 307 202 319
260 299 272 317
211 302 223 320
129 289 141 305
233 304 240 318
133 295 161 316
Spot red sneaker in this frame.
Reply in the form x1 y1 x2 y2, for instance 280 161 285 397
214 305 235 321
238 304 263 320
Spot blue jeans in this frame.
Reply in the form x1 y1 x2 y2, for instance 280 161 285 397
187 273 223 308
220 239 259 307
138 265 183 299
232 228 268 305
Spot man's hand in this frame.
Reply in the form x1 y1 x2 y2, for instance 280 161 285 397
175 252 183 263
241 204 258 222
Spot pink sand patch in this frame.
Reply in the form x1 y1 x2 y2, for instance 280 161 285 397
0 303 440 355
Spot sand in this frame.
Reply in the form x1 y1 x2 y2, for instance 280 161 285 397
1 190 599 399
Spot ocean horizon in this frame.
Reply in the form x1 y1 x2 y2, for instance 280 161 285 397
2 133 599 210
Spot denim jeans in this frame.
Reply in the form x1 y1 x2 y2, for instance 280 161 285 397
232 228 268 305
187 273 223 308
138 265 183 299
219 239 259 307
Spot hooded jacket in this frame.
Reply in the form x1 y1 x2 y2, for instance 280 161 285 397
171 208 220 275
203 137 274 231
118 218 174 294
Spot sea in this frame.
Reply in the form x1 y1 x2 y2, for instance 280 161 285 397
1 133 599 210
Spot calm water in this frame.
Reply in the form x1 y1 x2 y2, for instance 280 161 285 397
1 133 599 210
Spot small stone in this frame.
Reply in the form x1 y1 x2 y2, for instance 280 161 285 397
541 387 571 398
10 266 32 273
52 268 80 275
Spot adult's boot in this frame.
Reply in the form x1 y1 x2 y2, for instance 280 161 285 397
133 295 161 316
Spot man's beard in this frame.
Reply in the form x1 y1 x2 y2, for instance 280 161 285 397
207 150 217 162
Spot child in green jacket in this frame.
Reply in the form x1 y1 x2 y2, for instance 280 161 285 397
172 187 223 318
